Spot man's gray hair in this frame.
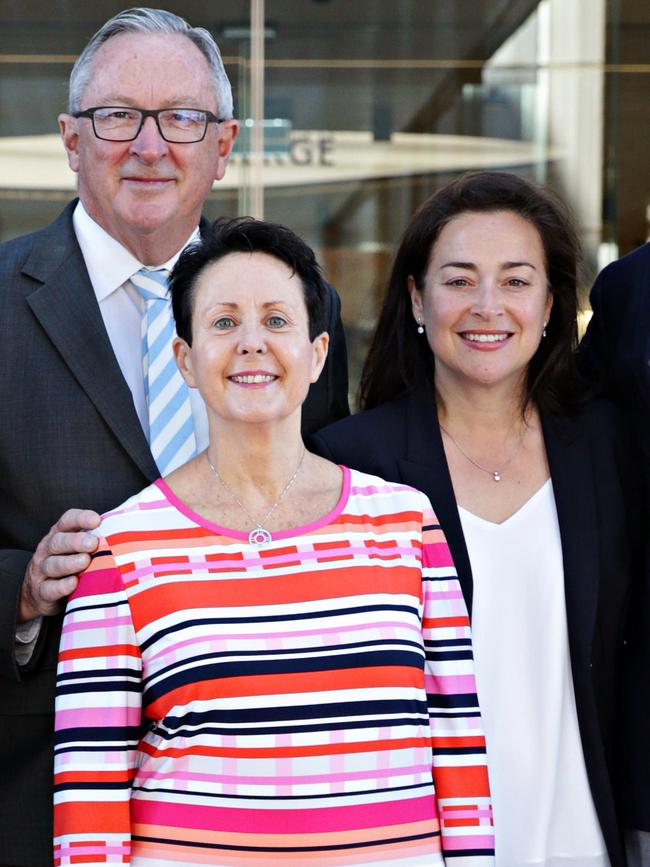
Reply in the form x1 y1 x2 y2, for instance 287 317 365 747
68 7 234 118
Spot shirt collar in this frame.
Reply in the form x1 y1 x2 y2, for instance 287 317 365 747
72 200 200 302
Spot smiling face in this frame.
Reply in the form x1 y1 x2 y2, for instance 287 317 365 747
58 32 238 263
409 209 553 398
174 251 329 429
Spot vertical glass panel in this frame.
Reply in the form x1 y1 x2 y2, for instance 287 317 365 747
256 0 605 398
603 0 650 256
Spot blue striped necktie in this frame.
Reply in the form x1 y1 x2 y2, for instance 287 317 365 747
130 267 197 475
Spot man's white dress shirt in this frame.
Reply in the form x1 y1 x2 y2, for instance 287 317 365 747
72 200 209 449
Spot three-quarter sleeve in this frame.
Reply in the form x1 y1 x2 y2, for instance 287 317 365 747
420 501 495 864
54 543 142 866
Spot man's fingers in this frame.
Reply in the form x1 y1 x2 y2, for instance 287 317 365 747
18 508 101 622
55 508 101 533
42 552 91 579
47 530 98 557
38 575 79 603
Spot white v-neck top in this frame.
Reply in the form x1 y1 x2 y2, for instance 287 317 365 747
459 479 609 867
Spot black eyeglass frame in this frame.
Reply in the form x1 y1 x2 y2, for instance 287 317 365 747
71 106 224 143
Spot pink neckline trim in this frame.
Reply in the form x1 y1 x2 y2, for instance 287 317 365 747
155 465 351 542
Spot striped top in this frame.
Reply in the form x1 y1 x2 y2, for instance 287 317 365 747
54 467 494 866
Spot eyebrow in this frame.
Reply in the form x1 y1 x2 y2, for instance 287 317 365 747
440 260 537 271
98 95 205 108
210 300 296 310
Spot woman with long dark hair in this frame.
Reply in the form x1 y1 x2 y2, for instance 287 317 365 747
310 171 641 867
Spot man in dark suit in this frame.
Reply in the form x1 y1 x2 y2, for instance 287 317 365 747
580 244 650 422
0 8 348 866
580 245 650 867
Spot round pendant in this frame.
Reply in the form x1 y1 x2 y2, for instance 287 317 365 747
493 471 501 482
249 526 272 547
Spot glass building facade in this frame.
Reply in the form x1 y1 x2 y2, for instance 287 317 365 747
0 0 648 396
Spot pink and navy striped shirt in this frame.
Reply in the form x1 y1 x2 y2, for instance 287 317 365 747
54 467 494 866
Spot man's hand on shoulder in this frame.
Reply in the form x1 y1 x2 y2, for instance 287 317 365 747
19 509 101 622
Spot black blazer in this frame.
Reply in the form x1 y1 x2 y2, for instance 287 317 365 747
0 201 349 866
581 242 650 422
580 244 650 833
309 391 642 867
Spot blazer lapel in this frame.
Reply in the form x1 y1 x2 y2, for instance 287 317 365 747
22 205 158 482
543 410 599 667
393 395 601 637
397 392 475 613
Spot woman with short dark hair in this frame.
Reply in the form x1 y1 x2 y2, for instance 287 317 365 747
53 217 494 866
311 172 641 867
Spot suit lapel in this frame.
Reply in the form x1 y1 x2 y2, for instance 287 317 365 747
396 392 475 613
543 410 599 666
22 204 158 482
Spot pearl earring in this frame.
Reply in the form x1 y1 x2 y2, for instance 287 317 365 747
542 320 547 338
417 319 425 335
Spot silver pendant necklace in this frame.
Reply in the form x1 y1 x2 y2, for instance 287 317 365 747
205 448 306 546
439 423 525 482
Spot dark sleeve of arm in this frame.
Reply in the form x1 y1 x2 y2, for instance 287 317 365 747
306 405 397 478
614 413 650 829
305 430 336 461
579 263 623 386
0 548 51 681
306 413 390 483
301 283 350 436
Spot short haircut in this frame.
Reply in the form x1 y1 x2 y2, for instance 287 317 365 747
360 170 587 414
170 217 330 344
68 7 233 117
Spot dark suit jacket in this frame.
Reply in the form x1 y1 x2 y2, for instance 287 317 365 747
0 201 349 866
580 244 650 834
309 391 642 867
581 242 650 422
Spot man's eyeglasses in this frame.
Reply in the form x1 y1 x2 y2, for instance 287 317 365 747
72 107 224 143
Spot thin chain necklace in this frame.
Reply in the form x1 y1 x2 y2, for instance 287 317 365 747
205 448 306 546
439 423 525 482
